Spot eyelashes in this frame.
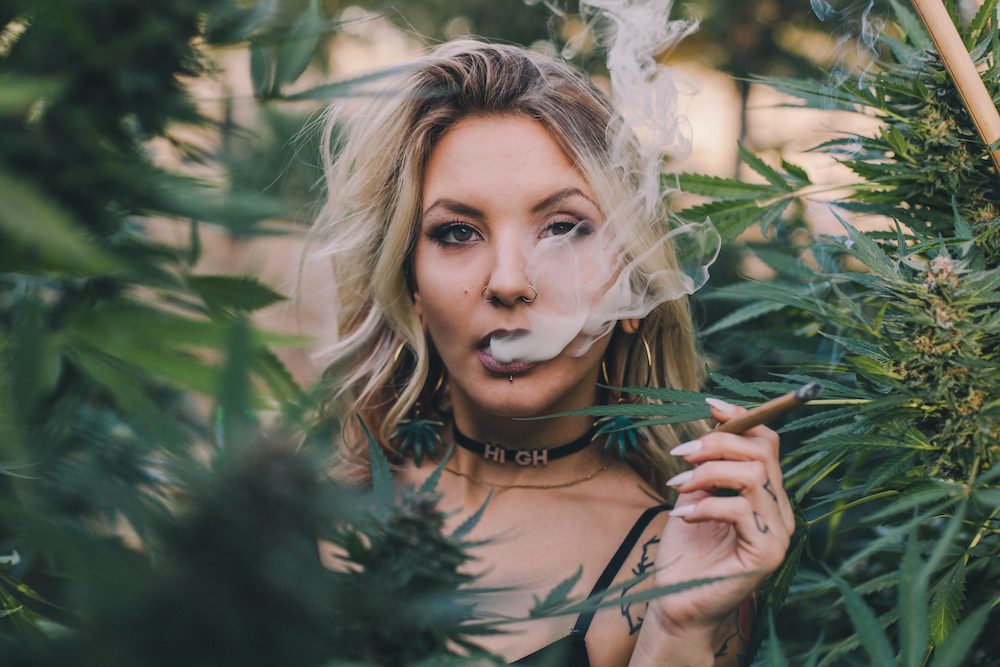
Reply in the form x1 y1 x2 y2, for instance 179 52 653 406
426 218 593 247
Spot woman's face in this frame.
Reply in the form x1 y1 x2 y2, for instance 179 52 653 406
413 115 613 420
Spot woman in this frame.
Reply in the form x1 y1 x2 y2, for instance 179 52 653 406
312 40 794 666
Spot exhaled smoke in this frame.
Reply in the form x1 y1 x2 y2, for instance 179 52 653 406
489 0 720 364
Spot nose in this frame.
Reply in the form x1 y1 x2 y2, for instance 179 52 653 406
482 239 536 306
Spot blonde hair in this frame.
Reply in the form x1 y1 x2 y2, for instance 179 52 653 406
311 40 705 489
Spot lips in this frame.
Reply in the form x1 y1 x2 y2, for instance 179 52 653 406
478 349 536 374
477 329 535 375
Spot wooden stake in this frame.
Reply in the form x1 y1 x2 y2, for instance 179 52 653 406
911 0 1000 173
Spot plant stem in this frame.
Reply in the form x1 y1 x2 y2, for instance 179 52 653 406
806 490 899 527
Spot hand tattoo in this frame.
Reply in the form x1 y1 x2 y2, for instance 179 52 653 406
763 478 778 504
753 510 770 534
620 536 659 634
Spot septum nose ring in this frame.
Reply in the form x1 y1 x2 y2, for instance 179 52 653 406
481 285 538 303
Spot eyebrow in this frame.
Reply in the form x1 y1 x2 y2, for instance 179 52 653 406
421 187 599 219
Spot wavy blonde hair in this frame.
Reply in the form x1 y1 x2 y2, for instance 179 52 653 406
311 40 705 489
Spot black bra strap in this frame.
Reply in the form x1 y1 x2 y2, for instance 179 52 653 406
570 504 672 638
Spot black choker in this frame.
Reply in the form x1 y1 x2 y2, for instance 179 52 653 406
452 424 596 467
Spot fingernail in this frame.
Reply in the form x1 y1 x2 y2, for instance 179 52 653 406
670 439 702 456
706 397 739 415
670 504 697 518
666 470 694 487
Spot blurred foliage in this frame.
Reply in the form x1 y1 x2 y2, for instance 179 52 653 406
0 0 487 663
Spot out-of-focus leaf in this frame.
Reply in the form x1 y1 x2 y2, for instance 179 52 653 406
363 417 393 518
188 275 286 313
450 489 492 541
281 64 414 101
888 0 934 51
0 170 116 274
529 566 583 617
899 532 929 667
250 41 274 97
274 0 321 87
829 570 895 665
0 76 61 115
701 300 786 336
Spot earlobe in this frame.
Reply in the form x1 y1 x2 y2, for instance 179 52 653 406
620 318 640 335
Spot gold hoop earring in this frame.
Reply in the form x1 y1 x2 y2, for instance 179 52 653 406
593 333 651 462
640 334 653 372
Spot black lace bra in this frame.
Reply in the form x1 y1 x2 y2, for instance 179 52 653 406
512 504 672 666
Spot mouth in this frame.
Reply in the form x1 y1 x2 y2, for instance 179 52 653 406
478 329 536 375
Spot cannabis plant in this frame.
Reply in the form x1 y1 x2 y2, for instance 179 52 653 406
665 1 999 663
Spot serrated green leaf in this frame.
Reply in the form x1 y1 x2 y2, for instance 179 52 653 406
701 300 786 336
966 0 998 46
739 142 791 190
529 566 583 616
187 275 286 313
835 213 899 281
819 332 890 362
778 405 857 433
674 172 771 198
928 600 993 667
706 368 769 399
780 159 811 185
451 489 492 540
419 445 453 496
928 561 966 648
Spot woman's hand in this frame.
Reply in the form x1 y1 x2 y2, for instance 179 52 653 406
631 398 795 665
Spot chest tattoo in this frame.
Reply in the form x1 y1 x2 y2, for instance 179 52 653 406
620 535 660 634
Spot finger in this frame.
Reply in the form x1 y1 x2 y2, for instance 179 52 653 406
667 460 768 495
670 496 790 570
671 431 779 464
667 461 788 531
671 435 794 534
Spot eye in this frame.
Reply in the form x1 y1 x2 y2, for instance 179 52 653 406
428 222 481 245
541 219 591 238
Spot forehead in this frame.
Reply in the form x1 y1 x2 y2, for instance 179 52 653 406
421 115 596 206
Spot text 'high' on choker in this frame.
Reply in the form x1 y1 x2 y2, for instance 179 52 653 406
451 424 597 467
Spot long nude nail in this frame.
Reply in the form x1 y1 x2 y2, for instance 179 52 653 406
670 439 702 456
706 397 740 415
666 470 694 487
670 504 697 518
